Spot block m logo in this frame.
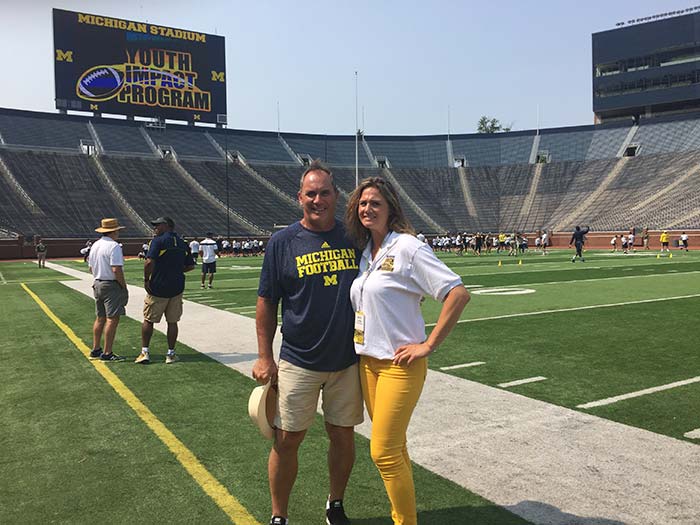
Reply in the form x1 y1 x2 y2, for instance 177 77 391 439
55 49 73 62
211 71 225 82
323 274 338 287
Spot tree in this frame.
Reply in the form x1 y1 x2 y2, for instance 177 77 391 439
477 116 512 133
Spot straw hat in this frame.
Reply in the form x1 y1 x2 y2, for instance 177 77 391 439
95 218 126 233
248 381 277 439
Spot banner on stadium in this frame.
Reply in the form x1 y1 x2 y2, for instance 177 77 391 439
53 9 227 124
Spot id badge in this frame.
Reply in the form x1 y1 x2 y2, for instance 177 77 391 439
353 311 365 345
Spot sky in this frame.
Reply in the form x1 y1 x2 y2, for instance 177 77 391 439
0 0 676 135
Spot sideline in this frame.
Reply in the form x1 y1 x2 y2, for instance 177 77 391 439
21 282 260 525
45 261 700 525
428 293 700 327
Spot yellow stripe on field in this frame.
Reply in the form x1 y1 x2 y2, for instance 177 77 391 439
21 283 260 525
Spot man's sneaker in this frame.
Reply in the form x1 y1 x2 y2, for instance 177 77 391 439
200 284 205 289
89 348 103 359
134 352 150 365
326 499 350 525
269 517 288 525
100 353 125 362
208 284 213 289
165 353 178 364
571 257 576 263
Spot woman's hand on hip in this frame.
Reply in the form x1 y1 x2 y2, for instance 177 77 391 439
393 342 432 366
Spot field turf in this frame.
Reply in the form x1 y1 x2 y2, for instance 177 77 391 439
1 247 698 523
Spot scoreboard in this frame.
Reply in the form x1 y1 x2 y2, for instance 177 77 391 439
53 9 227 124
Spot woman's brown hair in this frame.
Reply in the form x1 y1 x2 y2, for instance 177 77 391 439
344 177 414 249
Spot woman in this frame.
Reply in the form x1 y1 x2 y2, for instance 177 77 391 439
344 177 470 525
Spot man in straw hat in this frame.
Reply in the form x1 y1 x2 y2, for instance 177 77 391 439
135 217 194 365
253 161 362 525
88 218 128 362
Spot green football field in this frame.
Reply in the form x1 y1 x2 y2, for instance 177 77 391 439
1 247 698 524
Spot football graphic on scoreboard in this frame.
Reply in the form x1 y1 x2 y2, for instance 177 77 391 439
77 66 124 101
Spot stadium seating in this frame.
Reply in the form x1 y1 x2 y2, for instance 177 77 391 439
179 161 301 232
0 150 139 237
366 137 448 168
146 127 222 159
633 115 700 156
284 134 373 167
93 122 155 156
2 107 700 238
209 130 295 164
0 110 91 151
389 168 471 232
100 156 250 236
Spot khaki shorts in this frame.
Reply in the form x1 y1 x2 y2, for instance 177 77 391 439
143 293 183 323
275 360 363 432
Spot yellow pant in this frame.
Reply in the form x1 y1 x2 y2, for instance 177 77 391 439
360 355 427 525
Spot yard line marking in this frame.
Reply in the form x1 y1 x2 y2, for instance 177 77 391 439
460 269 700 289
578 377 700 409
684 428 700 439
498 376 547 388
440 361 485 371
0 271 6 284
21 283 260 525
426 293 700 327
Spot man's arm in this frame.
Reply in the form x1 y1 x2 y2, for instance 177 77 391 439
112 265 127 289
143 258 155 294
252 296 279 384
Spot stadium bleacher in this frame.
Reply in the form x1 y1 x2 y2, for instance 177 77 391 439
1 106 700 238
0 150 140 237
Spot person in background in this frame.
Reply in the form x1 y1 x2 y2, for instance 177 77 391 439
189 237 200 264
642 227 650 250
35 237 47 268
345 176 470 525
135 217 194 365
199 232 218 289
570 225 590 262
88 218 128 362
660 230 670 253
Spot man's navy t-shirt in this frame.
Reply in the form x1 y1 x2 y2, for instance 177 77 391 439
147 231 194 298
258 221 359 372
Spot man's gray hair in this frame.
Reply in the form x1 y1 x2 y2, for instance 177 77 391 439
299 159 337 191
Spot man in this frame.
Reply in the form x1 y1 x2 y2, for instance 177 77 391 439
642 227 650 250
35 237 47 268
199 232 218 289
569 225 590 262
135 217 194 365
81 240 93 263
541 230 549 256
660 230 670 252
189 237 200 264
138 241 149 260
680 232 689 251
252 161 362 525
88 218 128 362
